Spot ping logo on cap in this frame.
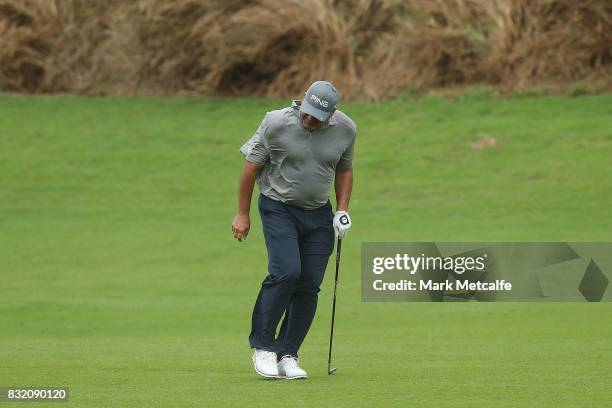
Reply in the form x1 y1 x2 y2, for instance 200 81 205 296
310 94 329 108
300 81 339 121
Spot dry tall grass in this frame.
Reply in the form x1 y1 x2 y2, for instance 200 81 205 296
488 0 612 88
0 0 58 92
0 0 610 100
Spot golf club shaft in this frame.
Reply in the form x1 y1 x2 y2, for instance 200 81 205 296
328 237 342 373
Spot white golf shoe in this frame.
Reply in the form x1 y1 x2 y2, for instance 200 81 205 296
252 349 280 379
277 355 308 380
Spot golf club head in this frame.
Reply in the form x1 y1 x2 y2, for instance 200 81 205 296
328 367 337 375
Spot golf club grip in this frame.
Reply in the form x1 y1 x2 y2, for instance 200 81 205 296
328 238 342 371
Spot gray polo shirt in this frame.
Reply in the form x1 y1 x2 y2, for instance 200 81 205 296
240 100 356 210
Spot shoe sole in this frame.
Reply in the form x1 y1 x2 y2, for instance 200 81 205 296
278 370 308 380
281 375 308 380
252 355 280 379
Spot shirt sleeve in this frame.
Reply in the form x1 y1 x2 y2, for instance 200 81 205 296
240 114 270 165
337 135 355 171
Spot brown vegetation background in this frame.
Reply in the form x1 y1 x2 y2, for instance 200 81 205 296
1 0 611 100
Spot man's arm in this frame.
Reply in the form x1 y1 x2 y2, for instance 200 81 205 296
335 168 353 211
232 160 263 241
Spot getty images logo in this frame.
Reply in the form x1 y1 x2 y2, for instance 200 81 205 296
310 94 329 108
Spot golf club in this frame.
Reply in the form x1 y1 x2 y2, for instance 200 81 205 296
327 237 342 375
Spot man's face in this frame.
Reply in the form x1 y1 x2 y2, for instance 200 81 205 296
300 112 326 130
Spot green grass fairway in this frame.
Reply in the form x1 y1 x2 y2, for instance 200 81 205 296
1 91 611 407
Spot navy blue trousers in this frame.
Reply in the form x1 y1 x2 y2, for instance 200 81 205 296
249 194 334 358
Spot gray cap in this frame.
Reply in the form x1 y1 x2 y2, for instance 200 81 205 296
300 81 339 122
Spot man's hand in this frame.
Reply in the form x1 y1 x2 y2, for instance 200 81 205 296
232 213 250 242
334 168 353 239
333 211 352 239
231 160 263 242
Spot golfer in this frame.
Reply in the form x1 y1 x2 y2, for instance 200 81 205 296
231 80 355 379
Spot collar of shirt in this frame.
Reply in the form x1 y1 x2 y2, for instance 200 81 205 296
291 100 337 127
